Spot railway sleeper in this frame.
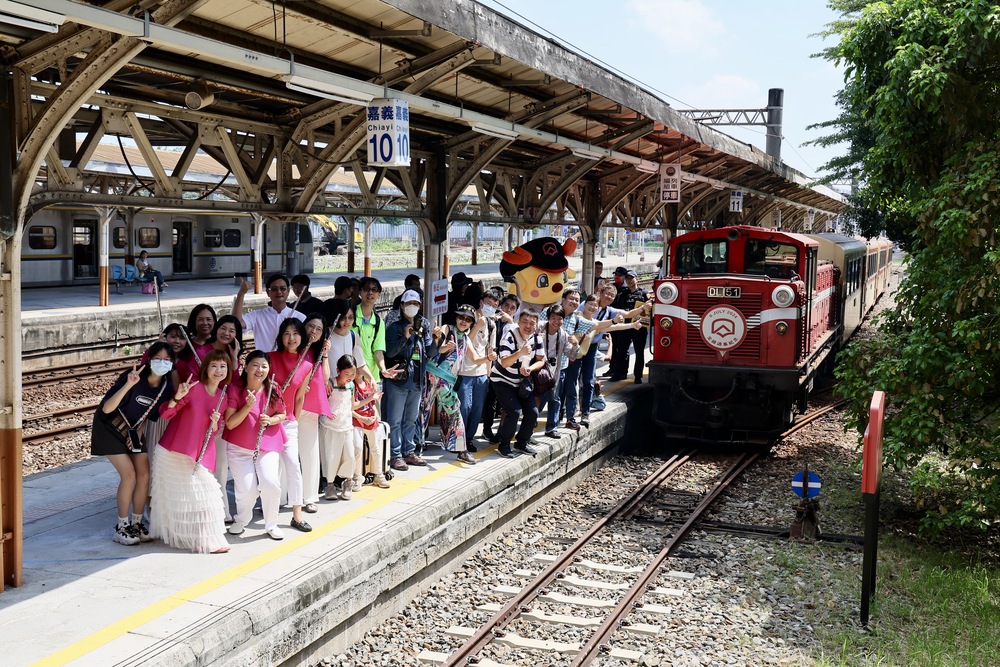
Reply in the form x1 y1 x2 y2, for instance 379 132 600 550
476 602 661 635
444 625 644 660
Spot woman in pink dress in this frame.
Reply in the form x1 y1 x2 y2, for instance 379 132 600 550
150 350 232 553
269 318 313 533
207 314 244 522
295 313 331 513
223 351 289 541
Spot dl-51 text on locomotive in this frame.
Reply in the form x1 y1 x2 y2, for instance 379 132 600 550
648 225 891 445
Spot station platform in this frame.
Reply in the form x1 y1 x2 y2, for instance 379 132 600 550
21 255 651 313
4 377 652 667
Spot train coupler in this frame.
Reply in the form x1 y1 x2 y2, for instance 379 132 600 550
789 498 820 541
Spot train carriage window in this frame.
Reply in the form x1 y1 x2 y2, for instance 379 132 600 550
744 239 799 278
28 226 57 250
676 239 727 274
204 228 222 248
112 227 126 249
223 229 242 247
137 227 159 248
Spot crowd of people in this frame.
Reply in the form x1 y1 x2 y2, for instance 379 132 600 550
90 266 652 553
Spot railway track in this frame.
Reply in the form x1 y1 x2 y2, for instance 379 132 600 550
423 450 760 666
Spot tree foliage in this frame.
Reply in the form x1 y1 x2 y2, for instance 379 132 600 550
822 0 1000 532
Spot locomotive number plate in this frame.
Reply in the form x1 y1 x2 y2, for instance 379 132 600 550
707 286 741 298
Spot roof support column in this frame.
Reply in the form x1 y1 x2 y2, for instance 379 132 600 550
250 214 265 294
579 181 601 298
96 207 114 307
0 70 22 591
363 218 373 277
285 219 301 279
471 223 478 266
422 149 449 318
347 217 356 274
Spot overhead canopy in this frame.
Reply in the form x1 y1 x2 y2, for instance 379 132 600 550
2 0 845 237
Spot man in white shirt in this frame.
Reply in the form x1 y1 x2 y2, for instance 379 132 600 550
233 273 305 352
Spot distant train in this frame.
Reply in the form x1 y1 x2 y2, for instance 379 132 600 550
21 208 314 287
649 225 891 445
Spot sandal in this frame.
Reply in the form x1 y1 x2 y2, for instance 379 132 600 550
303 503 318 513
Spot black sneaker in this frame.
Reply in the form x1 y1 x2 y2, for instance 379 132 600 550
545 430 559 438
565 420 581 431
467 442 478 453
497 445 515 459
113 523 139 546
134 521 153 543
580 415 590 427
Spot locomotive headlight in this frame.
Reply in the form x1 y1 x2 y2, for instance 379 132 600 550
659 317 673 330
772 285 796 308
656 281 679 304
775 321 789 335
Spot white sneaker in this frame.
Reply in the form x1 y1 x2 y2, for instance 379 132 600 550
374 475 391 489
354 475 365 491
324 484 340 500
112 522 139 546
341 479 353 500
266 526 284 540
228 522 245 536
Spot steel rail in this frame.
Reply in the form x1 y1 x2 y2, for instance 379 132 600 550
569 451 760 665
440 449 696 667
781 399 847 439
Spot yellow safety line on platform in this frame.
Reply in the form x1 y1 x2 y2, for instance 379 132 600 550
32 377 634 666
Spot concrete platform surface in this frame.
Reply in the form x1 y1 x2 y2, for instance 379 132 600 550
4 372 649 666
22 255 655 314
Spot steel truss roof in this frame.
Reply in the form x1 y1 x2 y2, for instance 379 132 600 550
2 0 845 242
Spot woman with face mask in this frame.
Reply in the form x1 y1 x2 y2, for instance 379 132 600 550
91 341 175 546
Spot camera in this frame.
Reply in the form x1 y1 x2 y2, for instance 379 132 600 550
411 320 425 338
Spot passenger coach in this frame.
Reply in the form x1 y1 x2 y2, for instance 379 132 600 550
21 208 314 287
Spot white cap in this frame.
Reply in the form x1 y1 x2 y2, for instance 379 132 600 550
401 289 422 304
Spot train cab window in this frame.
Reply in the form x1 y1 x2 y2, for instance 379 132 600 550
223 229 242 247
112 227 127 249
28 226 57 250
138 227 159 248
204 228 222 248
676 239 727 274
744 239 799 278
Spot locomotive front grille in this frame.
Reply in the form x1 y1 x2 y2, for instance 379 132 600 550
685 293 763 360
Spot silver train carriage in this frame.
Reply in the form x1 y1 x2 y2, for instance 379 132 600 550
21 208 314 287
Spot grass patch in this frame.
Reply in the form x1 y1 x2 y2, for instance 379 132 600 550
818 537 1000 666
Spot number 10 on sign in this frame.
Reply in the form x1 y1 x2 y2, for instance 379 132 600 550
366 98 410 167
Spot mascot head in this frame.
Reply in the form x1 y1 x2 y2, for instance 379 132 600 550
499 236 577 312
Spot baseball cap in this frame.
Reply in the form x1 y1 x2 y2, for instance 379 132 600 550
625 269 638 279
451 272 473 289
401 289 422 304
613 266 628 277
456 304 477 320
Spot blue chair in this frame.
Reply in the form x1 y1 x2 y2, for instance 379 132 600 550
124 264 139 286
111 265 125 293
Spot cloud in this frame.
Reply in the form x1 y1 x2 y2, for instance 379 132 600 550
625 0 726 55
681 74 761 110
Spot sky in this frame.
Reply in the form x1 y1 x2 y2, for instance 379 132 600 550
479 0 847 184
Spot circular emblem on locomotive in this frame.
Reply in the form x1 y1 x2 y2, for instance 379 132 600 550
700 305 747 353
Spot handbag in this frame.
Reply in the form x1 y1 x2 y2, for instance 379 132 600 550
529 331 558 396
99 380 166 452
517 375 535 400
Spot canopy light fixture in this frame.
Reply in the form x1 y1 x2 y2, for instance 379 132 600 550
635 160 659 174
283 56 374 106
0 0 64 32
571 148 604 160
469 122 519 141
285 75 374 106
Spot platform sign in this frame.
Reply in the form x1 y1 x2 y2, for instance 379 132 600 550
658 163 682 203
805 208 816 231
729 191 743 213
792 471 822 498
430 278 449 317
771 208 782 230
366 98 410 167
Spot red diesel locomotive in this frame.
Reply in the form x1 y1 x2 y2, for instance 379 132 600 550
648 225 890 445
